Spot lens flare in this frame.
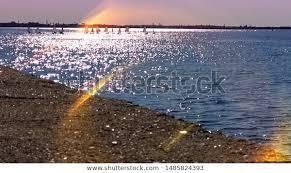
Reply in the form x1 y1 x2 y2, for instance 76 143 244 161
54 74 114 162
254 106 291 161
83 10 110 25
67 74 113 116
257 119 291 162
163 125 195 152
255 146 287 162
81 0 108 25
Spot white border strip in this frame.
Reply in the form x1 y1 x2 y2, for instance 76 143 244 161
1 163 291 173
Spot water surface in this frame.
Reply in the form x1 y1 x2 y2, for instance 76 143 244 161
1 27 291 158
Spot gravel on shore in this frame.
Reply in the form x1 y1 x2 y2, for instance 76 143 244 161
0 66 285 163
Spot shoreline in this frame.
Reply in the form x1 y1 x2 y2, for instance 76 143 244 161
0 65 286 162
1 24 291 30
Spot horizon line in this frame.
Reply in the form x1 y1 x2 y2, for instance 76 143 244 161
0 21 291 28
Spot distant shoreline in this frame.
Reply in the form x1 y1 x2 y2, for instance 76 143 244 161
1 22 291 30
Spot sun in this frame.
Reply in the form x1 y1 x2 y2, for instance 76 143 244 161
83 9 110 25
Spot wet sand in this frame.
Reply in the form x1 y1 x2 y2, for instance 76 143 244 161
0 65 283 163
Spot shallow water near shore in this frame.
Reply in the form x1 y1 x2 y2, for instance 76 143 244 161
1 27 291 159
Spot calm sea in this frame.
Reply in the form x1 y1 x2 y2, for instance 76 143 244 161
1 27 291 157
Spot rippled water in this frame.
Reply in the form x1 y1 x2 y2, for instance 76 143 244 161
1 27 291 156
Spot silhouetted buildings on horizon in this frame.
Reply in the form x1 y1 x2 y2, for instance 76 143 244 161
0 21 291 30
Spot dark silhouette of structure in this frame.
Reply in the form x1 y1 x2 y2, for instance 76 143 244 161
1 21 291 30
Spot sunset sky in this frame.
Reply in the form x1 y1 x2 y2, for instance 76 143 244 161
1 0 291 26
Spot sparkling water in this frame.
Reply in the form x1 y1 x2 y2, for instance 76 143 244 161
1 27 291 157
